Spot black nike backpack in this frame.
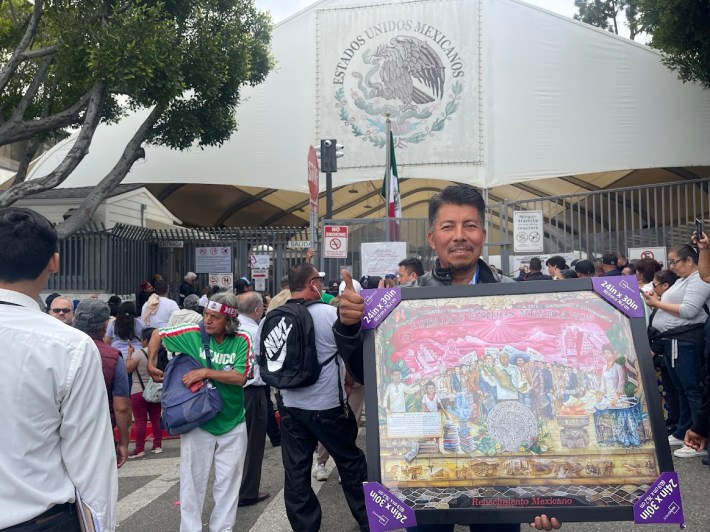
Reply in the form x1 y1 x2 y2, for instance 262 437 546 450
258 299 337 389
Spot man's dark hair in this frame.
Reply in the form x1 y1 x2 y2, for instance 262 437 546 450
398 257 425 276
529 257 542 271
428 184 486 227
546 255 567 270
288 263 317 292
574 259 595 276
153 279 169 295
234 278 251 295
0 208 58 283
561 269 578 279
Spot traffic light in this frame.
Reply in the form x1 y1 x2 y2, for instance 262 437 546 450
316 138 344 173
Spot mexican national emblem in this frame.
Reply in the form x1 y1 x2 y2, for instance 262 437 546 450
332 21 466 149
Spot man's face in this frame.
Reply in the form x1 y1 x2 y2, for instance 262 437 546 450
547 264 560 277
398 265 415 284
427 203 486 272
392 371 401 384
49 298 74 324
203 309 228 336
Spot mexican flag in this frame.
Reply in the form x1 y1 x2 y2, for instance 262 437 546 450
381 131 402 220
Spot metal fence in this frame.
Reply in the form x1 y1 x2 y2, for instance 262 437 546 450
47 177 710 296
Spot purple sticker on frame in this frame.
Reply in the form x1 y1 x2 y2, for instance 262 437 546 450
591 275 645 318
361 288 402 330
363 481 417 531
633 472 684 526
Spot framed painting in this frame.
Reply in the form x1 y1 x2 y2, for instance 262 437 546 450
362 277 675 525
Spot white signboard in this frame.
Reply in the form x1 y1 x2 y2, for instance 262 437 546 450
513 211 544 253
158 240 184 248
251 268 269 279
196 247 231 273
253 278 266 292
287 240 312 249
628 247 667 267
250 254 270 269
361 242 407 277
323 225 348 259
208 273 233 290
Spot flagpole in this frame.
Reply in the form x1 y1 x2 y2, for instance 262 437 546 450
385 114 392 241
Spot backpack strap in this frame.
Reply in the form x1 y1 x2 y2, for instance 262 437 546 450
302 299 347 412
199 321 214 369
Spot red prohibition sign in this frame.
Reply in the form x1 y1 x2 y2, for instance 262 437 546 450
329 238 342 250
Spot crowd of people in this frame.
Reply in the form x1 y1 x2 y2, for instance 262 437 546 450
2 184 709 532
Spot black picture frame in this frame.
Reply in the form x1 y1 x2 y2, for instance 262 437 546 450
363 278 674 525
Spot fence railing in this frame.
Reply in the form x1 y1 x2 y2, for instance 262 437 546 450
46 177 710 296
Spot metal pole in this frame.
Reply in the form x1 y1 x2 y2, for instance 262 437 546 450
385 116 392 241
326 171 333 220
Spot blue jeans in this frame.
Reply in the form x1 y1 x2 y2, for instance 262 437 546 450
663 339 704 439
279 404 368 532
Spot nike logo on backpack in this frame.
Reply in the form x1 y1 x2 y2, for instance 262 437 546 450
264 317 293 370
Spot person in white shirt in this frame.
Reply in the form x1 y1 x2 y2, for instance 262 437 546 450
236 291 271 507
143 279 179 329
382 368 420 412
0 208 117 531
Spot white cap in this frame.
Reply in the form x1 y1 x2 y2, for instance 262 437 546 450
339 279 362 295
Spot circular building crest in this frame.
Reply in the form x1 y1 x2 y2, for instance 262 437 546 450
332 21 466 149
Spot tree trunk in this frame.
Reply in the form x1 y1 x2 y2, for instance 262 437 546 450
56 104 165 239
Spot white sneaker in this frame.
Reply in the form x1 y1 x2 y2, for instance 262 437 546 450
673 445 705 458
313 463 328 481
668 435 684 446
151 447 163 454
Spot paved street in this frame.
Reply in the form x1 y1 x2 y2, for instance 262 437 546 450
117 430 708 531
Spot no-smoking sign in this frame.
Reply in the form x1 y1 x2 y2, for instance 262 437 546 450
323 225 348 259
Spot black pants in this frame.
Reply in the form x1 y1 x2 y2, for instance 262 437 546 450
240 385 268 499
280 404 368 532
5 503 80 532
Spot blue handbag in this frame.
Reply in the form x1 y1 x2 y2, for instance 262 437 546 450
160 322 224 435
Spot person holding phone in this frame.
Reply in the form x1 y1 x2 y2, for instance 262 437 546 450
642 244 710 458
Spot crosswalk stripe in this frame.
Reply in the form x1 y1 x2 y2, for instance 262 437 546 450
117 457 181 525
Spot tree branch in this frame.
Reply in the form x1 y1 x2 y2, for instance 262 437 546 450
20 44 59 61
10 138 41 186
11 55 53 122
0 82 107 207
0 0 44 94
0 88 93 146
57 104 165 239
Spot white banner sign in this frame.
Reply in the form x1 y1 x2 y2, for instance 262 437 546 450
628 247 667 267
316 0 481 169
513 211 544 253
287 240 312 249
208 273 233 290
253 278 266 292
323 225 348 259
196 247 231 273
361 242 407 277
250 254 270 269
251 268 269 279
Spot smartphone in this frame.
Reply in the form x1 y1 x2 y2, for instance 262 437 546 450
189 380 204 393
695 218 703 240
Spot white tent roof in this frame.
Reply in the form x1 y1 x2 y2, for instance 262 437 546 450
21 0 710 203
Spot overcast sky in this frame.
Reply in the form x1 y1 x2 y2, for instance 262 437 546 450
255 0 578 24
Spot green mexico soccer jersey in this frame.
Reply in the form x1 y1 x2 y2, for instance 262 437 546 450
160 323 251 436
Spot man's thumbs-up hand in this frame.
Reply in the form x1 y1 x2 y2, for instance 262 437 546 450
338 269 364 326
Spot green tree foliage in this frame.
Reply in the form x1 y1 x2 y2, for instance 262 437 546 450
574 0 642 40
0 0 273 237
640 0 710 90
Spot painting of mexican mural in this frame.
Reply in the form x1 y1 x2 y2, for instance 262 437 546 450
373 291 659 510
